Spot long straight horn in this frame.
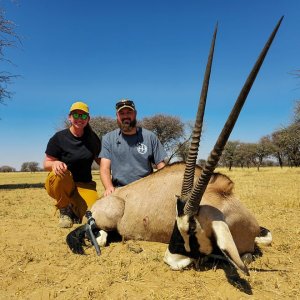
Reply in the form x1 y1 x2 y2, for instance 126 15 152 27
184 16 284 216
181 24 218 199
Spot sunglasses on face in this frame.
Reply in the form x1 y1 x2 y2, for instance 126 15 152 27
71 113 89 120
115 100 135 110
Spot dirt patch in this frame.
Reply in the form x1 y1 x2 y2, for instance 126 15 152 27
0 169 299 299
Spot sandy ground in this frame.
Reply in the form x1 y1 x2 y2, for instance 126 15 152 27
0 169 299 300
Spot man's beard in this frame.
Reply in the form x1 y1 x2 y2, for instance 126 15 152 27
117 118 137 133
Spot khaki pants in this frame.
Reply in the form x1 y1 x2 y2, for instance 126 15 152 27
45 171 99 221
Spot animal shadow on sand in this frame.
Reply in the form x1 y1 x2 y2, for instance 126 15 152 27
193 245 269 295
0 183 45 190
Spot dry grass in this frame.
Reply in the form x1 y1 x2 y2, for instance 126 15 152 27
0 168 299 299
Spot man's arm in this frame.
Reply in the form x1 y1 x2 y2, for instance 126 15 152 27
100 157 115 196
151 132 167 171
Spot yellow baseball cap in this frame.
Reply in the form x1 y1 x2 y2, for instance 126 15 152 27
69 101 89 114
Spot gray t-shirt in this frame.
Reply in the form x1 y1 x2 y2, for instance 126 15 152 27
99 127 167 186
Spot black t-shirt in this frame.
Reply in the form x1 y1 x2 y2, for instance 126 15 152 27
45 128 101 182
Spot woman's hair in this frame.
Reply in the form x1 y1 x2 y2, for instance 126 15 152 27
84 123 101 158
84 123 93 134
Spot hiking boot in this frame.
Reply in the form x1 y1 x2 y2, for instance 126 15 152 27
59 207 74 228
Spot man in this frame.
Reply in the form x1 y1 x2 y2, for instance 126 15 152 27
99 99 167 196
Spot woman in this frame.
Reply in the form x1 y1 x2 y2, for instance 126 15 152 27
44 101 101 228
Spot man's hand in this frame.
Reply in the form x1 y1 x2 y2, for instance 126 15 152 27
100 158 115 197
103 186 115 197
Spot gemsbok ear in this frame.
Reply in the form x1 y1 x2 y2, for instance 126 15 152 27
212 221 249 275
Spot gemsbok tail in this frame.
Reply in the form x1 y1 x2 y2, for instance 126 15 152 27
255 226 272 246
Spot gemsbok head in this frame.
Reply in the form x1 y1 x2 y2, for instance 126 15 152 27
164 17 283 274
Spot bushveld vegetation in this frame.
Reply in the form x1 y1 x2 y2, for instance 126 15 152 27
0 168 299 299
2 100 299 172
89 101 300 168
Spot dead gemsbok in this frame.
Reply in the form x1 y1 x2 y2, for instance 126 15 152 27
66 17 283 275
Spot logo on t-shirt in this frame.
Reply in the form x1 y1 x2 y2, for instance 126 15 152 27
137 143 147 154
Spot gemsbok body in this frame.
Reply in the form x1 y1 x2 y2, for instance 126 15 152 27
67 17 282 275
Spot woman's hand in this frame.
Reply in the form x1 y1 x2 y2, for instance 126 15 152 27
52 160 68 176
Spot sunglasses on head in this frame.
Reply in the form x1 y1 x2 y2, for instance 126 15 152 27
115 99 135 110
71 112 89 120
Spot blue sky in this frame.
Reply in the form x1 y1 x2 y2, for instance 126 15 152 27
0 0 299 170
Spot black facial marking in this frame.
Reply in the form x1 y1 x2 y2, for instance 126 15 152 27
169 198 203 259
188 217 197 235
176 197 185 217
168 220 203 259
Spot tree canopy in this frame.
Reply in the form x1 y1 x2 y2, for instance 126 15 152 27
21 162 41 172
0 8 19 106
219 100 300 169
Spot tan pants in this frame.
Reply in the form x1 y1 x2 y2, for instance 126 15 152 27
45 171 99 221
